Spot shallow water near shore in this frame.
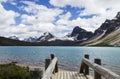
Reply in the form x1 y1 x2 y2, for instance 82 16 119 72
0 46 120 74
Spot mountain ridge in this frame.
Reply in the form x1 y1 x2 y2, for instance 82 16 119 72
0 12 120 46
80 12 120 46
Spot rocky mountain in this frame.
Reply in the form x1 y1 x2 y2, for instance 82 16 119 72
94 12 120 36
35 32 76 45
68 26 93 41
35 28 89 42
9 36 19 40
0 36 76 46
1 12 120 46
82 28 120 46
24 37 38 42
0 36 37 46
81 12 120 46
37 32 54 42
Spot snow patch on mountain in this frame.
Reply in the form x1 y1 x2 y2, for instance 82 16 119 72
48 36 74 42
24 37 38 42
9 36 19 40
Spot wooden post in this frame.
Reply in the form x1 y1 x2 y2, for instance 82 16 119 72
50 54 58 73
84 54 89 75
55 61 58 73
79 62 84 73
51 54 55 60
94 59 101 79
79 54 89 74
45 59 51 70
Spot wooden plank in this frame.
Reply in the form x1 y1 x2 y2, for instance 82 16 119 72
45 59 51 70
64 71 67 79
51 54 58 73
57 71 92 79
94 59 101 79
73 72 76 79
82 58 120 79
57 71 60 79
42 57 57 79
67 71 70 79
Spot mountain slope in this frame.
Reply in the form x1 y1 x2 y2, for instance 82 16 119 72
37 32 54 42
0 36 77 46
1 12 120 46
68 26 93 41
80 12 120 46
9 36 19 40
24 37 38 42
84 28 120 46
0 37 37 46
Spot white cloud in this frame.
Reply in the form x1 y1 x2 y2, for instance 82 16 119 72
0 4 19 26
1 0 120 39
49 0 120 15
20 1 63 24
59 12 71 20
0 0 7 2
0 1 65 39
17 1 66 38
50 0 120 31
0 3 19 37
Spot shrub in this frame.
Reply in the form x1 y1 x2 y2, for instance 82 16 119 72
0 63 31 79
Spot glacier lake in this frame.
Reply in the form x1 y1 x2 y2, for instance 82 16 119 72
0 46 120 74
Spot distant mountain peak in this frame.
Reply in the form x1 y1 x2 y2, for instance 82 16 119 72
43 32 54 37
37 32 54 42
24 36 38 42
116 12 120 19
70 26 93 41
72 26 85 34
9 36 19 40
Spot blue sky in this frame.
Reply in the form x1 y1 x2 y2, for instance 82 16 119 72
0 0 120 39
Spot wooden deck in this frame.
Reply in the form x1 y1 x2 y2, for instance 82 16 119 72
52 70 93 79
42 54 120 79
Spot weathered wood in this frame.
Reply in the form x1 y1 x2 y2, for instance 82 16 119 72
56 70 92 79
50 54 58 73
94 59 101 79
79 54 89 75
45 59 51 70
51 54 55 60
55 61 58 73
82 58 120 79
84 54 89 75
42 57 58 79
79 61 84 73
51 54 55 74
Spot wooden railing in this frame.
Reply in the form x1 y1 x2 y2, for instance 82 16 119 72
79 54 120 79
42 54 58 79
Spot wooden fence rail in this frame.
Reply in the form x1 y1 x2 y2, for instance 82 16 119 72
80 54 120 79
42 54 58 79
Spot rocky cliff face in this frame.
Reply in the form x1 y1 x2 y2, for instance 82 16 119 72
24 37 38 42
82 12 120 46
69 26 93 41
1 12 120 46
37 32 54 42
94 12 120 36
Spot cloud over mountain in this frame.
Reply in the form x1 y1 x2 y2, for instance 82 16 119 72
0 0 120 39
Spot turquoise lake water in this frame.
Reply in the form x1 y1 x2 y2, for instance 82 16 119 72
0 46 120 71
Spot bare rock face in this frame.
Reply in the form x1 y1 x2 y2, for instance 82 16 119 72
37 32 54 42
116 12 120 19
24 37 38 42
70 26 93 41
94 12 120 36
